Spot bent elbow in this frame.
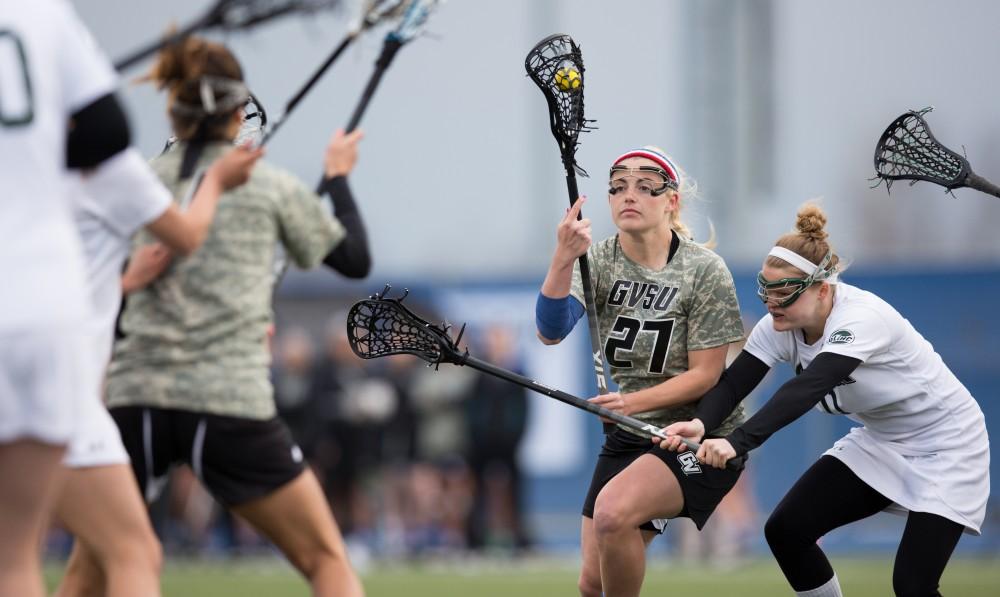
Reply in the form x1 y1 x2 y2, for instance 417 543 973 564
700 369 725 394
170 234 201 258
536 331 562 345
346 257 372 279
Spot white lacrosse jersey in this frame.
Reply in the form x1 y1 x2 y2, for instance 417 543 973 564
63 169 168 469
70 164 171 359
744 282 989 533
0 0 118 330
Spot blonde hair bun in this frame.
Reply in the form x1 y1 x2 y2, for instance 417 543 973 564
794 201 828 243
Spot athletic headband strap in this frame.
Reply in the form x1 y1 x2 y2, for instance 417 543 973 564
768 246 819 274
171 77 250 118
613 149 679 183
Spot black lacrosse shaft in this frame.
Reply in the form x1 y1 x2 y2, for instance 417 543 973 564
311 37 402 193
461 354 739 469
261 33 357 146
114 17 209 72
564 170 609 396
564 163 613 435
345 37 403 132
112 1 306 73
964 172 1000 199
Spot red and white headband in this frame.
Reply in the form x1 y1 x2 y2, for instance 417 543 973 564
611 148 680 186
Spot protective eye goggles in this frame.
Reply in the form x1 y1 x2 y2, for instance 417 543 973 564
608 166 676 196
757 249 836 307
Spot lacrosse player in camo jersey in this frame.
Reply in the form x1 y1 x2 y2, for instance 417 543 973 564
535 146 746 597
659 202 990 597
79 36 368 597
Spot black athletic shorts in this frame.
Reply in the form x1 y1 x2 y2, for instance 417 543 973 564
582 427 745 532
110 406 305 507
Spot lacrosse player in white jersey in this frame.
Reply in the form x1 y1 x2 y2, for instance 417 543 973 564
0 2 127 594
660 202 990 597
54 146 260 597
0 2 259 595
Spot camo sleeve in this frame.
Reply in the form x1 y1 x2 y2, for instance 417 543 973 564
274 171 346 269
686 254 744 350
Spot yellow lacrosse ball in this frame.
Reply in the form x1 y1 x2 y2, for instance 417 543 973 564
554 67 581 92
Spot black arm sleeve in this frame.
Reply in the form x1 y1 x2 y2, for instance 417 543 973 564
66 92 130 169
725 352 863 456
694 350 771 433
319 176 371 278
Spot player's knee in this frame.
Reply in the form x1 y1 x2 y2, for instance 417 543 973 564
288 538 349 580
108 531 161 576
763 507 799 551
892 568 941 597
591 500 629 537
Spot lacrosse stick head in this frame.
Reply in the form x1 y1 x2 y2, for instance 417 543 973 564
525 34 594 174
873 107 970 191
346 286 467 366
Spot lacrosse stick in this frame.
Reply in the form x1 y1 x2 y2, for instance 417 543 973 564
345 287 742 470
873 107 1000 199
258 0 408 145
114 0 343 72
524 35 609 401
271 0 439 280
342 0 440 132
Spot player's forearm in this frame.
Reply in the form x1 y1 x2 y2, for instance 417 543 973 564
121 272 141 295
540 253 576 298
726 352 861 455
321 176 371 278
694 350 771 433
625 366 723 414
176 172 224 254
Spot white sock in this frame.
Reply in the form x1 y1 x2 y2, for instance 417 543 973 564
796 574 842 597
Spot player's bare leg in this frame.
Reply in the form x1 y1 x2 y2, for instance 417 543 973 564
53 541 105 597
233 468 364 597
578 516 603 597
579 503 658 595
0 440 67 597
52 464 161 597
593 454 683 597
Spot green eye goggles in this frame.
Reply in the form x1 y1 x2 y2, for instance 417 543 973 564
757 250 836 307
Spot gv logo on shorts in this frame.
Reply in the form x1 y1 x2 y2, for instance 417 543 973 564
677 451 702 475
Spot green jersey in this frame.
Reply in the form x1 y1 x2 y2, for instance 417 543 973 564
105 142 344 419
571 234 745 435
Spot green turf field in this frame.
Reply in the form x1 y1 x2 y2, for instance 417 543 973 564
46 556 1000 596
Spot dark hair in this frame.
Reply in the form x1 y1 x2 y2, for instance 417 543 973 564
144 36 244 141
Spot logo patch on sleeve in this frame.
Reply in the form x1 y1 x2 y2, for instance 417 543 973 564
827 329 855 344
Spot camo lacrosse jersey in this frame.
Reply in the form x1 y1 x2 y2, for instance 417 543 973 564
105 142 345 419
570 234 745 434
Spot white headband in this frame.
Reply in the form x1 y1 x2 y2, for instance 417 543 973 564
768 246 838 283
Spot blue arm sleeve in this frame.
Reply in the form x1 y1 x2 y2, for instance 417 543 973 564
535 293 585 341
